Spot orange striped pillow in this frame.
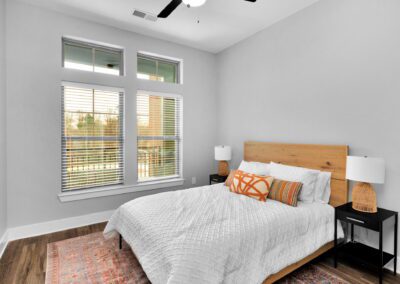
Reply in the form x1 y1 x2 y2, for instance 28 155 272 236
229 171 274 202
268 179 303 207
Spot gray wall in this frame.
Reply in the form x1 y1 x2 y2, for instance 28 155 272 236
0 0 7 237
6 1 217 227
5 0 400 260
217 0 400 255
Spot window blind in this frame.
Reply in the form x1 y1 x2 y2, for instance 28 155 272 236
137 92 182 182
62 84 124 191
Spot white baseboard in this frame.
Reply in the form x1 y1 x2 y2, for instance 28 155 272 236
0 230 8 259
7 209 115 241
0 209 115 260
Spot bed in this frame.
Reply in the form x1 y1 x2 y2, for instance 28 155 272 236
104 142 349 283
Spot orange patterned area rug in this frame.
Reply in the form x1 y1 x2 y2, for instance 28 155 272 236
277 264 350 284
46 232 349 284
45 232 150 284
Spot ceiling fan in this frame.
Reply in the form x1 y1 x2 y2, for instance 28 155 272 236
158 0 257 19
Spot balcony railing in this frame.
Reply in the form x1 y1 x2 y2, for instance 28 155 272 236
138 146 161 180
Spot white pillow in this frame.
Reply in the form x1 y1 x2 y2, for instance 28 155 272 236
269 162 320 203
314 171 331 203
322 177 332 203
238 161 271 176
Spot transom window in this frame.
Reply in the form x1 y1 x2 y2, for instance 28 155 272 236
137 91 182 182
62 83 124 191
137 53 180 84
63 38 124 76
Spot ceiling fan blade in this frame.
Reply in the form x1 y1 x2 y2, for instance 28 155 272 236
244 0 257 2
158 0 182 18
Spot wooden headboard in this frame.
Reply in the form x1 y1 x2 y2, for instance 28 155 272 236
244 142 349 207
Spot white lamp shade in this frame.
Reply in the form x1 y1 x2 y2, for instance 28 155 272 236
182 0 207 7
346 156 385 184
215 146 231 161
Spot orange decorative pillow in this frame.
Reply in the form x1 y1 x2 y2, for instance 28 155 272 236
268 179 303 207
225 170 240 187
229 171 274 202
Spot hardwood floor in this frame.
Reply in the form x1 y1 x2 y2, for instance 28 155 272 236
318 257 400 284
0 222 399 284
0 223 106 284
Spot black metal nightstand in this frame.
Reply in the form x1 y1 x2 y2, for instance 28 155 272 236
209 174 228 185
334 202 398 284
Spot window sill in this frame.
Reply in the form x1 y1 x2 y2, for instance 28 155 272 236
58 178 185 203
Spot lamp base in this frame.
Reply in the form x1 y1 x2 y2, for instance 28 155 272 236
352 182 377 213
218 161 229 177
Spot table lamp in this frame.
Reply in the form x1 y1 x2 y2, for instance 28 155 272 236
215 146 232 176
346 156 385 213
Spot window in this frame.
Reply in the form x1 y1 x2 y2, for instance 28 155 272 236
137 91 182 182
63 38 124 76
62 83 124 191
137 53 180 83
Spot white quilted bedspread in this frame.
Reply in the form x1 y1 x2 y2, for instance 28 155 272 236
104 184 344 284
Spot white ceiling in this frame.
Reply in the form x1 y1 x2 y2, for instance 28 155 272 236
19 0 319 53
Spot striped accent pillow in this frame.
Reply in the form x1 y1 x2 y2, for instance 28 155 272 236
268 179 303 207
229 171 274 202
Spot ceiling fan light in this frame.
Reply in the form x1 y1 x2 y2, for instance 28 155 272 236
182 0 207 7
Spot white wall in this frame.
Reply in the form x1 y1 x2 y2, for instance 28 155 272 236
217 0 400 255
6 1 217 227
0 0 7 240
5 0 400 261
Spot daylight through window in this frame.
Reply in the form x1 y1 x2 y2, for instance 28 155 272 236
63 38 123 76
62 83 124 191
137 92 182 182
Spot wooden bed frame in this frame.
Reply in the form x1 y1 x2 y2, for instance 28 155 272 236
243 142 349 284
119 141 349 283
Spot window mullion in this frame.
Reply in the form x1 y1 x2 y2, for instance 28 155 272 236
156 59 159 80
92 47 95 72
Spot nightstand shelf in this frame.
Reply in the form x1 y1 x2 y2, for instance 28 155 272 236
334 202 398 284
337 242 394 269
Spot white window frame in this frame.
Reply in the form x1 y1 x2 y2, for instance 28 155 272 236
58 45 186 202
58 86 185 202
58 178 185 202
136 90 183 184
61 81 125 192
62 37 125 76
137 51 183 84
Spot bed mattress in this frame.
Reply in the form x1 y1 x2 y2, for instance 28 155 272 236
104 183 344 284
